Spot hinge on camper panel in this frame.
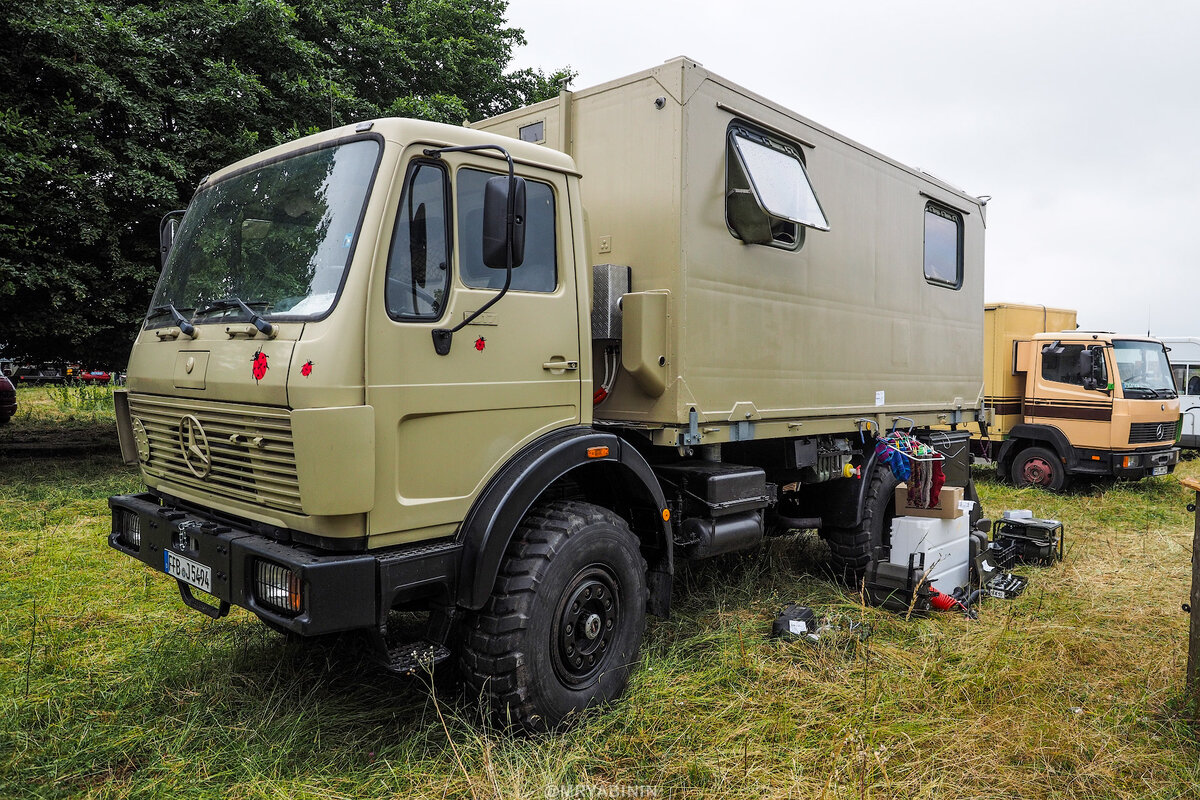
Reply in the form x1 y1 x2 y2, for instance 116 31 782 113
681 409 703 446
730 420 755 441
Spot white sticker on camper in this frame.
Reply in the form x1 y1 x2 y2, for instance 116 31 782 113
875 391 885 407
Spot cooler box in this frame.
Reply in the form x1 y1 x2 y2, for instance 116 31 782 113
889 515 970 592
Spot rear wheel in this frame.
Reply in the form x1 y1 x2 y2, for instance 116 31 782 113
822 464 899 583
461 500 648 733
1010 445 1066 491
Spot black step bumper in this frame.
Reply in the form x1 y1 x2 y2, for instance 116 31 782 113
107 493 459 637
1071 445 1180 478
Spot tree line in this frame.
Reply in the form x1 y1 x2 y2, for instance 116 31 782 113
0 0 571 366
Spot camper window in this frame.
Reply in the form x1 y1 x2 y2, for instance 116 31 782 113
457 168 557 293
1173 365 1200 395
923 202 963 288
386 161 451 320
725 123 828 250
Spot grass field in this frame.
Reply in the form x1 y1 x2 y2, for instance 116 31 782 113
2 411 1198 798
0 385 118 450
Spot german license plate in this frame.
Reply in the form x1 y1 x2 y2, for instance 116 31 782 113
165 550 212 593
1152 465 1168 476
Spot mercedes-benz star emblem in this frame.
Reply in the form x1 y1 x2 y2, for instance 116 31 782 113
1156 423 1165 440
178 415 212 478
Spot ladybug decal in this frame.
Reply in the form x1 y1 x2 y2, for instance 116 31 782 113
474 336 486 352
251 349 269 383
301 360 313 377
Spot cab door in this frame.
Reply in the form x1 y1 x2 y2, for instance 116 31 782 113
1029 341 1114 450
365 147 582 544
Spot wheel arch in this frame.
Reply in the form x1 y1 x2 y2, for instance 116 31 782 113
996 424 1074 474
456 426 672 614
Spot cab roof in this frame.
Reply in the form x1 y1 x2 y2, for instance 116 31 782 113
201 118 580 188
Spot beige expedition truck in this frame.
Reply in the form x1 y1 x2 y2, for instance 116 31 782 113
977 303 1180 490
108 57 986 730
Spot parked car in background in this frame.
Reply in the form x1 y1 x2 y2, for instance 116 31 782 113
0 374 16 424
78 371 112 385
12 365 65 385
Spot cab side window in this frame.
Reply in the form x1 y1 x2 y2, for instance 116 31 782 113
386 161 450 319
457 168 557 292
1042 343 1106 387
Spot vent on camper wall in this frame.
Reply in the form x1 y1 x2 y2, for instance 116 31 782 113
591 264 631 341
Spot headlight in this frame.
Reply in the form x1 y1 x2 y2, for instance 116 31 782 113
253 559 303 616
1122 454 1143 469
114 509 141 549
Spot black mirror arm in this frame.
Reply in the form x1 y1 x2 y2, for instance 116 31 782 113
423 144 517 356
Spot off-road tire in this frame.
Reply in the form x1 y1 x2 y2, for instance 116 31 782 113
1010 445 1067 491
460 500 648 733
822 464 900 583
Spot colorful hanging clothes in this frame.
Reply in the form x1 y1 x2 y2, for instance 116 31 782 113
875 431 946 508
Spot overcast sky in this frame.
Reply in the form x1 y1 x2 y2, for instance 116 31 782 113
504 0 1199 336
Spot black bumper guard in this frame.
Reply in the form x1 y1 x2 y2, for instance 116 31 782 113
107 493 461 640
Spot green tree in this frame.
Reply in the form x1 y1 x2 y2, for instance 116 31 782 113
0 0 573 366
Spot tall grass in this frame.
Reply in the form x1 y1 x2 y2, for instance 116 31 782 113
2 454 1198 798
45 383 115 415
1 385 117 447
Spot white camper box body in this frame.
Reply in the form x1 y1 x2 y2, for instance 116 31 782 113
1161 337 1200 447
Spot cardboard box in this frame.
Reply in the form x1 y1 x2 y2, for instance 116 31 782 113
894 483 965 519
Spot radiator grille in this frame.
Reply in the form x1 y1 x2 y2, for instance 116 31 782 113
1128 421 1173 445
128 395 302 513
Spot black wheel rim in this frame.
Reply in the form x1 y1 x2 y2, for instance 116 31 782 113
551 564 621 689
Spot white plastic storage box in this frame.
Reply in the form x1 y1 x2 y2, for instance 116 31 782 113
889 515 970 592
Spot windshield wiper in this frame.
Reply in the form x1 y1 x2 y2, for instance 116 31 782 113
148 303 196 337
195 297 276 337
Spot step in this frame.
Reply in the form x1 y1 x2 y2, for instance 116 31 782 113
384 640 451 675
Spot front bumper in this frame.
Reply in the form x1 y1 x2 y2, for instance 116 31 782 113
108 493 457 636
1072 445 1180 478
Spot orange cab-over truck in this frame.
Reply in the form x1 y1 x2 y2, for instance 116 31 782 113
976 303 1179 490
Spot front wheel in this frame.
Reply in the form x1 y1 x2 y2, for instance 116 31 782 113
1010 445 1067 491
460 501 648 733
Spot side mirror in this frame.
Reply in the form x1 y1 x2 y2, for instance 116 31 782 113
482 175 526 269
1079 348 1103 390
159 210 186 268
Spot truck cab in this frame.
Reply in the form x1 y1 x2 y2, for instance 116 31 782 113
993 331 1179 487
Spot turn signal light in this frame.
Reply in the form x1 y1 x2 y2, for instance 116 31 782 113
253 559 303 616
587 446 610 458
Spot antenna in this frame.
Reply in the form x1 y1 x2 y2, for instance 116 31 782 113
1147 304 1151 337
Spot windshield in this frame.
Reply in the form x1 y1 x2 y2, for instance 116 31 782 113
147 138 380 327
1112 340 1175 398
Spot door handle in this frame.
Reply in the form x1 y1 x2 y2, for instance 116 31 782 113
542 360 579 372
